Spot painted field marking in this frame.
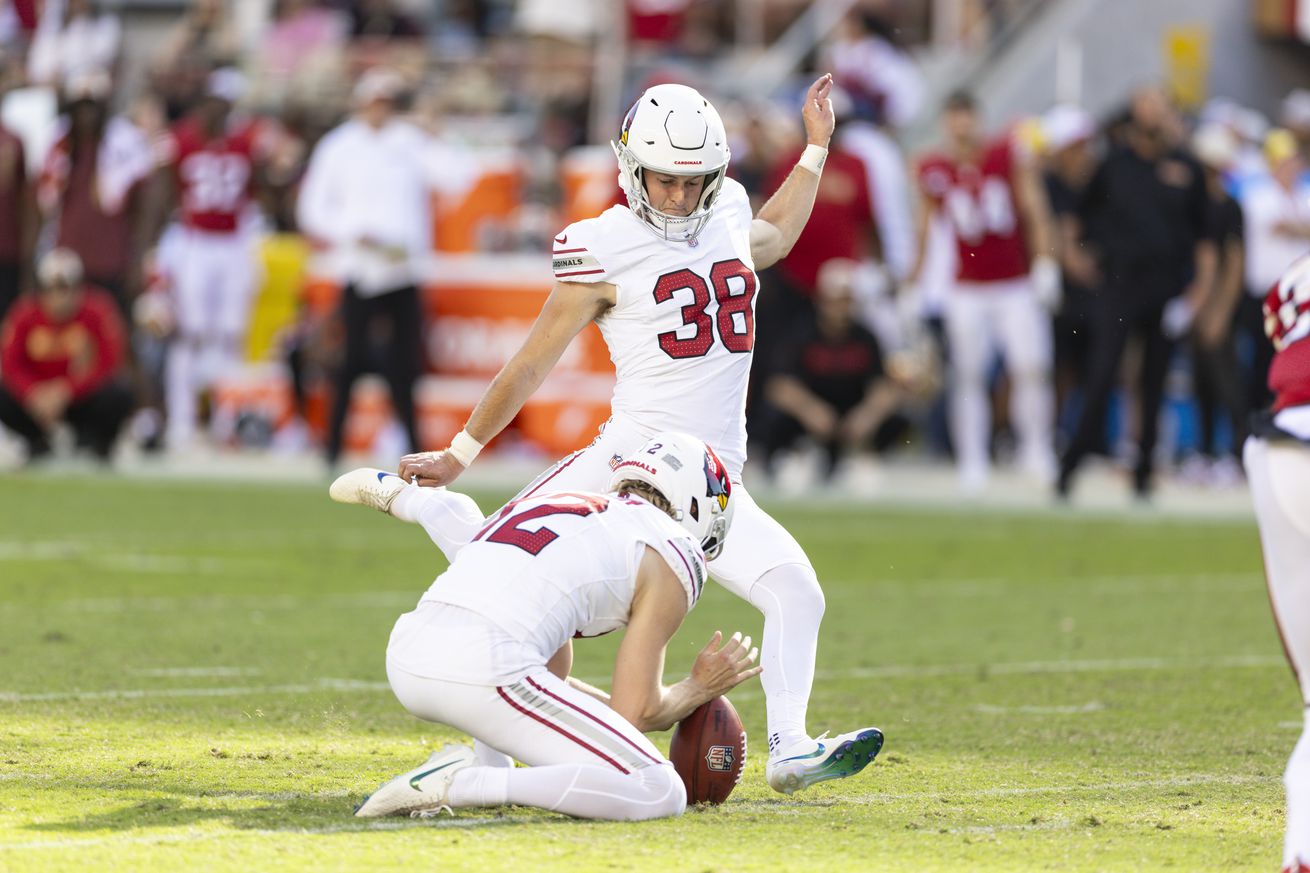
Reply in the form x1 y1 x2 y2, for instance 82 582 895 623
972 702 1106 715
127 668 263 678
0 656 1288 705
0 815 538 852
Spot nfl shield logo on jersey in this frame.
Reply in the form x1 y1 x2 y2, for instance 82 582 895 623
705 744 734 772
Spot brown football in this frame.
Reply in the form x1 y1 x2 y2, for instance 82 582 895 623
668 696 746 805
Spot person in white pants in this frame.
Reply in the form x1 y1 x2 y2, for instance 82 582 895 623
332 433 767 821
1244 254 1310 873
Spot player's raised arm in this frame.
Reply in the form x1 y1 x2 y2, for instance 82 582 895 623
750 74 835 271
398 279 615 486
610 548 760 733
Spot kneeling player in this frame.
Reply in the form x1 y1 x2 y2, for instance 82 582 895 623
333 433 761 821
1245 256 1310 873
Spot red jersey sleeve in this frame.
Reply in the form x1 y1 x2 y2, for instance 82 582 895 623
0 300 43 402
65 289 126 399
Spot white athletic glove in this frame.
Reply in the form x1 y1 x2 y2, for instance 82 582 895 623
1030 255 1062 312
1162 297 1196 340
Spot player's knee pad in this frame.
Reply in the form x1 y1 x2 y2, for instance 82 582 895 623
750 562 825 624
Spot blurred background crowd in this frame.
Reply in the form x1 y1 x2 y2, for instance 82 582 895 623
0 0 1308 501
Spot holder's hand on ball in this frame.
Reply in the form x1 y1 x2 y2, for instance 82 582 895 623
690 631 762 699
397 450 466 488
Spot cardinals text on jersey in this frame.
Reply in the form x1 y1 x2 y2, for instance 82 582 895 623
549 178 758 476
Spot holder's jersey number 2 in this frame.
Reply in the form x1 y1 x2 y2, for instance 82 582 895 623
653 258 756 359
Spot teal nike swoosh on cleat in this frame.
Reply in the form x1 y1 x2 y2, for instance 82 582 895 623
777 742 826 763
409 760 461 792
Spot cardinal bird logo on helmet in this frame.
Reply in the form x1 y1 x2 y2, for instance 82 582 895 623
703 446 731 512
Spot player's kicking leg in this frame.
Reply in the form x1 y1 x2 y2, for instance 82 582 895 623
329 468 485 562
1244 437 1310 872
710 487 883 795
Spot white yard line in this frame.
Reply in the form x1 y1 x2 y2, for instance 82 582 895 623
0 679 389 703
0 655 1286 705
0 816 537 852
127 667 263 678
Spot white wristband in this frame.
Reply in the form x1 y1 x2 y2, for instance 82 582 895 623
798 143 828 176
446 429 484 467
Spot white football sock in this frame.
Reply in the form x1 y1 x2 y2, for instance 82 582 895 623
164 340 198 448
1011 365 1056 479
448 762 684 821
950 367 990 486
1286 706 1310 871
389 486 485 563
748 563 824 758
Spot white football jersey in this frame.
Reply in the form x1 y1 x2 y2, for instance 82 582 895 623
419 491 707 662
552 178 759 476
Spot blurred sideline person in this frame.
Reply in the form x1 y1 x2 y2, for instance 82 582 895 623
762 258 903 481
1186 124 1248 481
1058 87 1216 499
297 68 432 467
0 249 131 462
37 70 154 316
154 68 266 450
1040 105 1100 448
393 78 886 795
1239 129 1310 412
909 90 1060 493
1244 254 1310 873
332 434 769 821
0 111 31 320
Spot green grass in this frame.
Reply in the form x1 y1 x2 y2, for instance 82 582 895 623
0 474 1295 871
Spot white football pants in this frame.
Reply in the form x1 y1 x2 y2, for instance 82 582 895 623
943 278 1055 487
386 606 683 821
390 416 824 756
163 226 257 447
1244 437 1310 870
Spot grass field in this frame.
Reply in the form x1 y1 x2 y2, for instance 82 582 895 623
0 473 1295 871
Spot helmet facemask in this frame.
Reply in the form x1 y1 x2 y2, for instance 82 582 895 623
611 83 732 244
613 140 727 243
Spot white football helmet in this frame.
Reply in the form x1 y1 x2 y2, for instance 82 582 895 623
611 84 731 243
607 431 734 560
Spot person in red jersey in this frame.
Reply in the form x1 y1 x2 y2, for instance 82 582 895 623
908 90 1058 493
1244 253 1310 873
0 248 131 462
153 67 266 450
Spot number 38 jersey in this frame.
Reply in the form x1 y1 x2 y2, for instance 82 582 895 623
552 178 758 476
417 492 706 666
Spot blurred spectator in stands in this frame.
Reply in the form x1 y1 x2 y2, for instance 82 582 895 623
253 0 348 109
152 68 268 451
0 108 32 319
827 10 923 285
1239 128 1310 410
1182 123 1247 486
1040 104 1100 447
26 0 120 89
149 0 239 122
349 0 424 38
1058 87 1216 499
1281 89 1310 166
296 68 433 467
760 258 904 482
37 71 155 315
762 115 880 327
0 248 131 463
